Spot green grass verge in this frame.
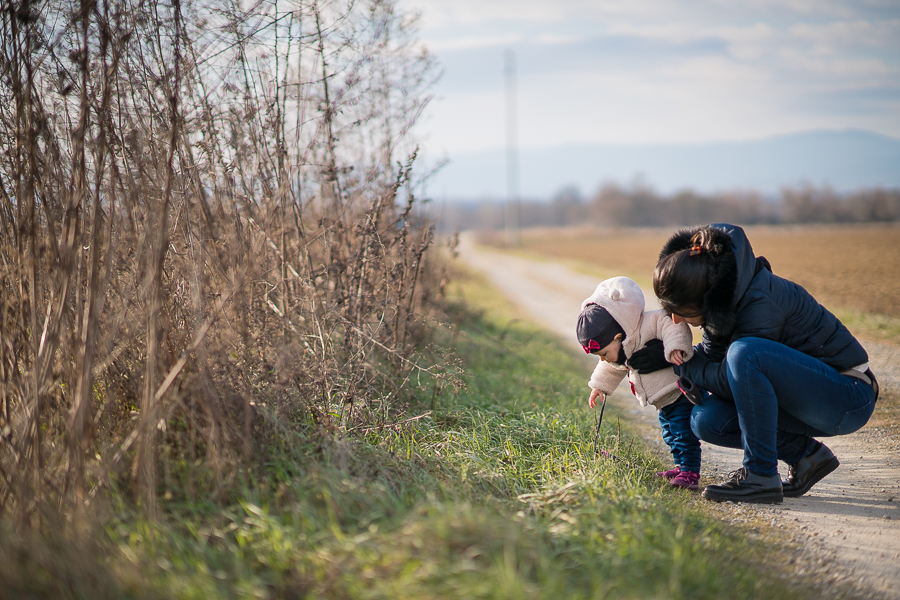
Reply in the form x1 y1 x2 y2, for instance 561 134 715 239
832 308 900 346
3 273 820 600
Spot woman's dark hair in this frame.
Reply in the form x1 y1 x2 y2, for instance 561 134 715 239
653 229 719 317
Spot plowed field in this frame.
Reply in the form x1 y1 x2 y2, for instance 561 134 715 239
513 224 900 319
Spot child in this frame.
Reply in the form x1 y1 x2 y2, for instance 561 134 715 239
577 276 702 490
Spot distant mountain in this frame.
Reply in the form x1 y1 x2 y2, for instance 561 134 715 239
426 129 900 200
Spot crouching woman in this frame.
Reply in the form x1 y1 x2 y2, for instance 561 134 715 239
651 223 878 504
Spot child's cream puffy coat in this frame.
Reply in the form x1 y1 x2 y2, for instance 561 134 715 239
583 277 693 410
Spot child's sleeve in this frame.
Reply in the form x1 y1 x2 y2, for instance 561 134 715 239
652 311 694 362
588 359 628 394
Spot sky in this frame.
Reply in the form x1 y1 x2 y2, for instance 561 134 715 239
398 0 900 160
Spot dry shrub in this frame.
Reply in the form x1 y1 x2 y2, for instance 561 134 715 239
0 0 450 518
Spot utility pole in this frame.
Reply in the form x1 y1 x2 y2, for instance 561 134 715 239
504 49 520 247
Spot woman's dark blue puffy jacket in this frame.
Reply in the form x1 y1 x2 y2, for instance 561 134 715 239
659 224 869 399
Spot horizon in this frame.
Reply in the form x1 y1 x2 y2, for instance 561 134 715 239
440 126 900 154
425 129 900 200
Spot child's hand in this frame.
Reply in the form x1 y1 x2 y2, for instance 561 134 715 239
589 388 605 408
669 349 685 366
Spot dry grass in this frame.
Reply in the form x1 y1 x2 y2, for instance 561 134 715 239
0 0 448 521
869 389 898 429
742 224 900 319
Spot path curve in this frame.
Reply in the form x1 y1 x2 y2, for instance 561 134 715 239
458 233 900 600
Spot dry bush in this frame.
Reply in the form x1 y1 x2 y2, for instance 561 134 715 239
0 0 449 518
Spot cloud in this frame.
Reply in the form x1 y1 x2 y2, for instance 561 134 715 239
424 33 524 53
436 32 732 94
790 19 900 50
408 0 899 31
400 0 900 151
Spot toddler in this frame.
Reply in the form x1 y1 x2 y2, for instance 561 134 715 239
576 276 702 490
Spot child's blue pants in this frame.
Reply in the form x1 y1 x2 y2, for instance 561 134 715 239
658 394 701 472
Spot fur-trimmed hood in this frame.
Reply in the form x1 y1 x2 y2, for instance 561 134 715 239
657 224 759 341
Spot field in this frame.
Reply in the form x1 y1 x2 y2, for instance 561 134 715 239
507 223 900 323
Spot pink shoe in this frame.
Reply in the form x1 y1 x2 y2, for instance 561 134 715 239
670 471 700 491
655 466 681 480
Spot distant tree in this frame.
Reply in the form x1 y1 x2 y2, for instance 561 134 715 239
842 188 900 222
590 183 637 227
781 185 900 223
783 185 842 223
549 185 587 226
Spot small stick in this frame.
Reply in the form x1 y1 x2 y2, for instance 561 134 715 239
594 396 607 459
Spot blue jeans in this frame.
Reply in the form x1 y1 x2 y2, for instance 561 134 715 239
658 395 702 472
690 337 876 476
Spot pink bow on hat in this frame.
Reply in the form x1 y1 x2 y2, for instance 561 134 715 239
582 339 602 354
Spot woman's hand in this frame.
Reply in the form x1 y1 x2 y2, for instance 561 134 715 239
589 388 605 409
669 349 685 365
627 339 669 373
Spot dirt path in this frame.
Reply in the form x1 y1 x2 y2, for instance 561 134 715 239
458 233 900 600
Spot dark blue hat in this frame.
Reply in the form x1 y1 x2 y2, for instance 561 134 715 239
576 304 625 352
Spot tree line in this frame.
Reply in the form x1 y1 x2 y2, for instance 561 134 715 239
438 183 900 232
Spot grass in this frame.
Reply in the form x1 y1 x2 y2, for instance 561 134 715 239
2 272 838 600
832 308 900 346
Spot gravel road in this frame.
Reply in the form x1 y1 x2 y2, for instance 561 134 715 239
458 233 900 600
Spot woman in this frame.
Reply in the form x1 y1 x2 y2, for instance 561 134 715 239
649 223 878 504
